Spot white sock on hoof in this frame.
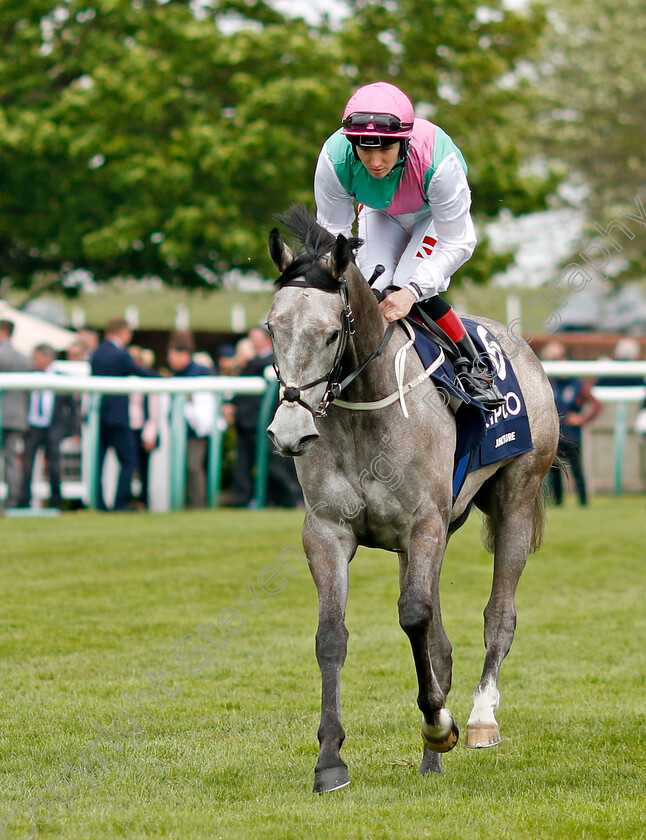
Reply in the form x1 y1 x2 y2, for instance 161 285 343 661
467 684 500 727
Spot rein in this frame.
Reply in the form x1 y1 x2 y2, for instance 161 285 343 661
275 276 396 418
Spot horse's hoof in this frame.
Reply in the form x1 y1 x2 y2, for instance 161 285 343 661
419 745 443 775
421 709 459 754
313 764 351 793
465 722 502 749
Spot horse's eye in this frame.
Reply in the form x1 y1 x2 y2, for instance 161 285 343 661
327 330 340 346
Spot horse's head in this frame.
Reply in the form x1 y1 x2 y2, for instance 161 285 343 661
266 218 355 457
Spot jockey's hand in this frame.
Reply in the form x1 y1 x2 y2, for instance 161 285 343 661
378 288 417 322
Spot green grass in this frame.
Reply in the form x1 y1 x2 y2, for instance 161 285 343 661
1 497 644 839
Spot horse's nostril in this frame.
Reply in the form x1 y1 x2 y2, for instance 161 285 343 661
295 434 319 454
276 434 320 457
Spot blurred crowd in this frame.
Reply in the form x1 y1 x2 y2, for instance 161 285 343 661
0 316 301 512
540 337 646 506
0 318 91 511
1 314 644 512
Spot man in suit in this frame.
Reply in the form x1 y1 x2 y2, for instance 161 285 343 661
91 317 155 511
0 319 32 508
542 341 602 506
167 337 214 509
226 326 302 508
18 344 80 509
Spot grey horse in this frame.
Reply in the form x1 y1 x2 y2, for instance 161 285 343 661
266 207 559 793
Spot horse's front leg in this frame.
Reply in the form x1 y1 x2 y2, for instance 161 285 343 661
303 519 357 793
399 514 458 769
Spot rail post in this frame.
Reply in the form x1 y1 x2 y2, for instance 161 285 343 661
252 376 279 509
613 401 630 497
85 392 101 510
207 394 224 508
0 392 4 510
169 394 188 511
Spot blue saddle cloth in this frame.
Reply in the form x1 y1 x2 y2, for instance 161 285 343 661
410 318 534 498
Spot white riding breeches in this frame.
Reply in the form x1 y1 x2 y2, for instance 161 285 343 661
356 206 452 297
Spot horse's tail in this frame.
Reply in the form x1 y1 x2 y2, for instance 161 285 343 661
480 483 548 554
528 484 547 553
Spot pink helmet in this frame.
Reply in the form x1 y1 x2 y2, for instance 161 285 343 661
342 82 415 139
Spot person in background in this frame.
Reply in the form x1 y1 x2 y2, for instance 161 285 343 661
18 344 79 509
596 337 646 495
219 338 256 377
64 339 90 421
224 326 302 508
0 320 32 508
216 344 237 375
91 317 156 512
596 337 644 388
542 341 602 506
128 346 159 509
65 341 87 363
167 337 214 509
78 328 99 360
192 350 216 370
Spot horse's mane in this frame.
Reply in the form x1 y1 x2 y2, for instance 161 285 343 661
274 205 362 292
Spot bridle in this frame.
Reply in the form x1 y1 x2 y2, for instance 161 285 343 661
273 275 395 418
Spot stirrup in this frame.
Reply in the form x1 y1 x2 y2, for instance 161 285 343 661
454 363 505 410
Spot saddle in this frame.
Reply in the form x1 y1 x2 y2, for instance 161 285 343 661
404 313 535 498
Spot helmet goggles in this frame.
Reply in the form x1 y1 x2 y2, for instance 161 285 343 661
342 112 413 135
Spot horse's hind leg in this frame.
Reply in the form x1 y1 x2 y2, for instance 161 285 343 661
467 470 543 748
304 524 356 793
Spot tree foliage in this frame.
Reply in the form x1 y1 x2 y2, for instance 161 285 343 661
0 0 347 289
0 0 556 293
536 0 646 279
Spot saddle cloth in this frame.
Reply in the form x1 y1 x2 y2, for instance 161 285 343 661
410 318 534 499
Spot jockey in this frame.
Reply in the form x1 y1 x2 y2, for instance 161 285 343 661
314 81 503 408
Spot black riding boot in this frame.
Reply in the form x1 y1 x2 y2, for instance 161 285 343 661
452 331 505 409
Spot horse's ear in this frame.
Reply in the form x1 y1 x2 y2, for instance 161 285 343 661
327 234 351 279
269 228 295 272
